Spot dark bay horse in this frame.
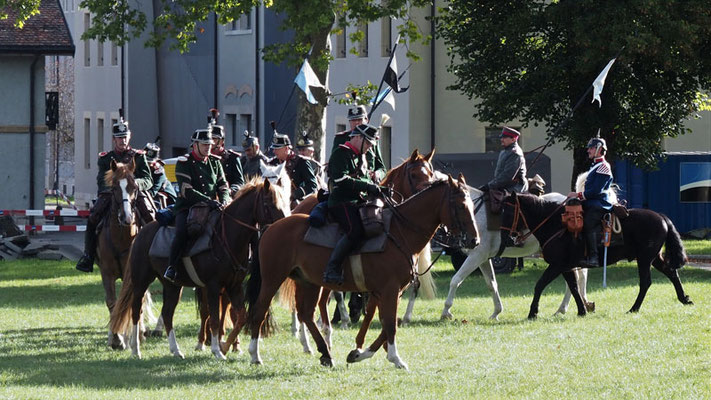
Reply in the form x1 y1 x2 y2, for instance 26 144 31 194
109 177 291 360
246 175 479 370
500 192 693 319
97 160 158 349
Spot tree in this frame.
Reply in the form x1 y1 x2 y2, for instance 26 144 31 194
0 0 429 162
437 0 711 185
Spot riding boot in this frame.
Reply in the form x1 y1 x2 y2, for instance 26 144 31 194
580 231 601 268
75 225 97 273
323 236 355 285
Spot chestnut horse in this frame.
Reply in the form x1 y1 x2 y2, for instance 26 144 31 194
109 178 290 359
246 175 479 370
97 160 158 349
500 192 693 319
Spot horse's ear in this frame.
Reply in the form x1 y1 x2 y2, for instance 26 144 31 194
447 174 455 186
409 149 419 162
110 160 117 171
128 158 136 173
457 172 466 186
424 148 436 162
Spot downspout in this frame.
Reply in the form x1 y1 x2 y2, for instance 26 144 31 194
121 45 125 113
29 55 40 213
429 2 436 150
214 12 219 108
255 5 261 139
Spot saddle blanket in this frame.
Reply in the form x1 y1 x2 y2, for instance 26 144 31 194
148 211 220 259
303 209 393 254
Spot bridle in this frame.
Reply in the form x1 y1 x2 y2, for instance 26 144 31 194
111 178 137 227
403 159 434 197
500 195 567 247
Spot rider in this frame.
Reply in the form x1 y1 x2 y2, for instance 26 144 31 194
240 131 269 179
144 142 177 205
568 134 613 268
481 126 528 195
296 130 325 188
333 105 387 182
268 130 318 205
163 127 231 283
208 110 245 195
75 118 153 273
323 123 384 285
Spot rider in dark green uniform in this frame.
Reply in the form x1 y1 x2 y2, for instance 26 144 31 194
323 123 384 285
163 128 231 283
268 131 318 206
296 130 325 189
208 111 245 195
144 142 177 205
332 105 387 182
75 118 153 273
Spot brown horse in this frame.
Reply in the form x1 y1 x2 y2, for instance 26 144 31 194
222 149 438 354
109 177 290 360
246 174 479 369
97 160 158 349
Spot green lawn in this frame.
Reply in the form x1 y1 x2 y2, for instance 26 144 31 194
0 257 709 399
683 239 711 255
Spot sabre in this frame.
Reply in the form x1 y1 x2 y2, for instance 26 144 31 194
602 213 612 288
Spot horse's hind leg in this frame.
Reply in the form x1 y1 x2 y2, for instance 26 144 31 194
401 281 418 326
195 288 208 351
529 266 561 320
296 282 334 367
380 290 407 370
101 273 124 349
347 294 379 363
652 257 693 305
479 259 503 320
317 288 332 351
629 258 653 313
162 285 185 359
442 252 491 320
561 270 587 316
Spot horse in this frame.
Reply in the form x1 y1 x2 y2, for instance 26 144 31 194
259 149 438 356
97 160 159 349
109 177 291 360
500 192 693 319
246 174 479 370
439 183 596 321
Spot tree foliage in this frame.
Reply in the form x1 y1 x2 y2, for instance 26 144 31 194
437 0 711 176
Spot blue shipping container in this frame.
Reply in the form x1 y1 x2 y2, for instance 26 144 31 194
614 152 711 234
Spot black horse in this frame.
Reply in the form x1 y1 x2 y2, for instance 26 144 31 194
500 192 693 319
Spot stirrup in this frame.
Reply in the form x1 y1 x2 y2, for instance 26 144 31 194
163 266 178 283
75 254 94 273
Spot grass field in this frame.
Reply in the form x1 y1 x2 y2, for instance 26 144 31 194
0 252 709 399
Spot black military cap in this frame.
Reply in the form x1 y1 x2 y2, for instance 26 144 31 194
351 123 380 144
191 128 214 144
270 132 292 150
242 131 258 149
144 142 160 161
112 118 130 137
347 105 368 121
296 131 314 149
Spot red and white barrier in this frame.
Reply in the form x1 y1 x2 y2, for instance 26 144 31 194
1 209 88 232
19 225 86 232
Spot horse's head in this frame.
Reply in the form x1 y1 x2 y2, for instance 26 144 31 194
382 148 436 200
260 161 292 204
105 159 138 226
440 173 479 248
257 178 292 227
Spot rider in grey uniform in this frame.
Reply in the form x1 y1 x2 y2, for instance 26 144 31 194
240 131 269 179
482 126 528 194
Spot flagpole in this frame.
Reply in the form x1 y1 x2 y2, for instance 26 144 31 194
371 67 408 113
275 45 315 129
529 45 626 168
368 35 400 120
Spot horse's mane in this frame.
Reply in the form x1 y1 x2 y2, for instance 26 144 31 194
233 176 291 216
104 163 135 188
515 192 563 217
575 171 618 204
381 153 430 186
395 178 450 208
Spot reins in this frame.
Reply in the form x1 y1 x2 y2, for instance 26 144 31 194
215 188 264 272
500 195 568 248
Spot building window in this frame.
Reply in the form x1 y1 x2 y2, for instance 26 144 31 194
379 126 392 168
97 118 104 153
84 118 91 169
381 17 392 57
226 114 237 146
111 42 118 66
83 14 90 67
97 40 104 66
357 23 368 57
240 114 252 139
335 29 346 58
228 11 251 31
485 126 522 152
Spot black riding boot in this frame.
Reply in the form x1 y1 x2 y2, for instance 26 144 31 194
75 225 97 273
580 231 601 268
323 236 355 285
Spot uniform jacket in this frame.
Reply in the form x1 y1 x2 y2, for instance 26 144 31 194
488 142 528 193
327 142 373 207
240 151 270 178
269 152 318 202
174 152 231 212
148 161 177 201
333 130 386 182
96 148 152 193
216 148 245 192
581 156 613 210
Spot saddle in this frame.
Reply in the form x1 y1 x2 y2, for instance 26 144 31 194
148 210 221 258
303 209 393 254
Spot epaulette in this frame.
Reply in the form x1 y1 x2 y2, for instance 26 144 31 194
334 130 350 136
338 143 351 150
177 155 189 162
209 153 222 160
135 149 145 154
98 151 108 157
226 149 241 157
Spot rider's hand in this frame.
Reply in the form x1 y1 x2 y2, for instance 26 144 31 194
207 199 222 210
366 183 381 196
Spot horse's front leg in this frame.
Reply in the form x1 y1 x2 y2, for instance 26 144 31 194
317 288 332 350
478 259 503 320
381 290 407 370
442 250 488 320
528 265 561 320
162 285 185 359
207 283 227 360
561 269 587 316
296 282 333 367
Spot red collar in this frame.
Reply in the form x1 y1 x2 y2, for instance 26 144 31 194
344 141 361 155
191 150 208 162
594 156 605 163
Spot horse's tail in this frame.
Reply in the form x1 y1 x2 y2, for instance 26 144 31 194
662 214 687 269
245 255 275 337
278 278 296 311
109 246 139 335
416 244 436 299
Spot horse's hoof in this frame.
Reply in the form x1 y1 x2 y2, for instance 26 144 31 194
577 311 587 317
627 308 640 313
346 349 361 363
218 343 229 354
440 311 453 321
397 318 407 327
213 351 227 361
232 346 242 355
488 313 500 321
195 343 205 351
174 352 185 359
527 314 537 320
585 302 596 312
682 297 693 305
320 356 334 367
